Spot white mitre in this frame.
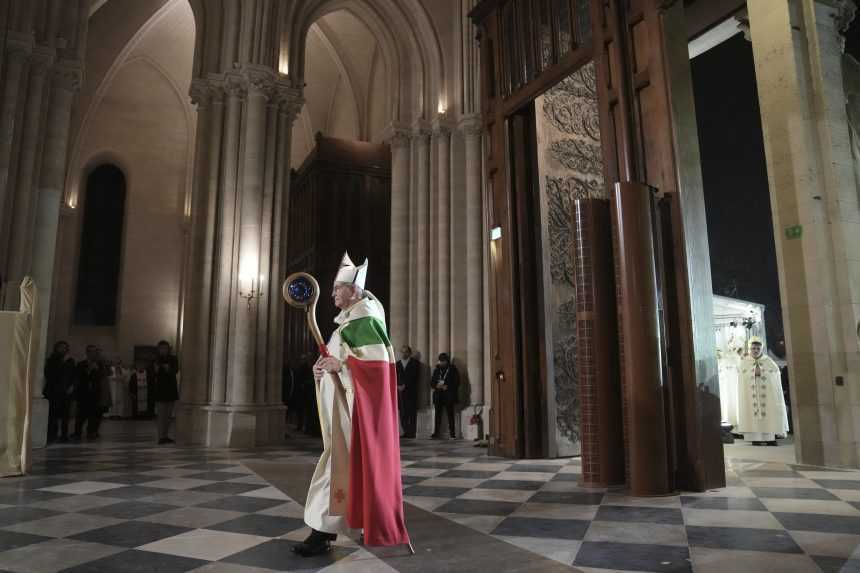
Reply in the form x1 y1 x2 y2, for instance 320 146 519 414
335 252 368 290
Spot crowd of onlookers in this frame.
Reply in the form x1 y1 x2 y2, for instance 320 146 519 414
42 340 180 444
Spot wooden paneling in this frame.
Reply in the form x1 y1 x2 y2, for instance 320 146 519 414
283 136 391 363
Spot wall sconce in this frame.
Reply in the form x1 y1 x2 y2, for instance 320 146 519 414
239 273 265 309
437 101 447 115
490 226 502 241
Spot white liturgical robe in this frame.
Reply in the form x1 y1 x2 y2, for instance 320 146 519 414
303 324 354 535
736 354 788 439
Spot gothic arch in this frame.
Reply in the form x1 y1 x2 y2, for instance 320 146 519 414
285 0 445 124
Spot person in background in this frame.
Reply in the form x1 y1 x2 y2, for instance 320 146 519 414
128 363 150 419
430 353 460 439
72 345 108 439
396 345 420 439
149 340 179 444
43 341 76 443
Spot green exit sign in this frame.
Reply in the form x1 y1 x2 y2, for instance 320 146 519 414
785 225 803 239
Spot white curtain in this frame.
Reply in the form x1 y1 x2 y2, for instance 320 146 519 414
0 277 37 476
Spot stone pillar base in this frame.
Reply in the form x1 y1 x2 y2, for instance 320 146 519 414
176 402 286 448
414 406 479 440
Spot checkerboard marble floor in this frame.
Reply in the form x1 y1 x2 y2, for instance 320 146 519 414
1 421 859 573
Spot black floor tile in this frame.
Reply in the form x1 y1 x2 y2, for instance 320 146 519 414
507 465 563 474
750 487 838 501
12 477 72 490
736 470 800 478
70 521 190 548
686 525 802 553
492 516 590 540
60 548 207 573
680 496 768 511
96 486 173 500
403 485 470 498
189 482 262 495
596 505 684 525
813 479 860 491
435 499 521 516
773 512 860 534
0 506 59 527
477 480 544 491
209 514 306 537
179 462 238 471
575 541 691 572
196 495 283 513
530 491 604 505
223 539 356 570
0 530 52 552
100 474 162 485
401 475 427 485
437 470 499 479
184 471 244 481
792 465 849 473
551 473 582 482
0 490 71 505
811 556 852 573
82 500 179 519
407 461 462 470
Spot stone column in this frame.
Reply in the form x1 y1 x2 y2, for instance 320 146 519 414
412 121 432 363
5 48 52 306
31 62 81 370
179 68 301 447
228 67 269 407
385 124 412 347
460 114 485 406
433 117 452 357
748 0 860 467
0 34 30 272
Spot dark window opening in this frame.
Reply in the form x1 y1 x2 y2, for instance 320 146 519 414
74 164 126 326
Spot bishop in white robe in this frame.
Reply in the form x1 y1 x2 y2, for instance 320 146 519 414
736 337 789 445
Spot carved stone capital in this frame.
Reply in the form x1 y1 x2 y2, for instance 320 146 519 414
223 73 248 100
189 78 212 107
432 114 454 138
458 113 484 139
275 83 304 123
384 123 412 149
52 59 82 93
412 119 432 145
246 65 277 100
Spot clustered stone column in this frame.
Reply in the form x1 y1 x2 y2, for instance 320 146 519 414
382 113 486 438
0 2 87 436
386 124 413 346
747 0 860 467
459 114 485 408
177 67 302 447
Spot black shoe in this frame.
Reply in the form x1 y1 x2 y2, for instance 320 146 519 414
70 433 81 440
158 438 170 445
292 530 336 557
404 434 416 439
164 438 175 444
430 434 439 439
58 436 69 443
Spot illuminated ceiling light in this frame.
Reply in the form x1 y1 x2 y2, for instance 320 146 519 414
490 226 502 241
